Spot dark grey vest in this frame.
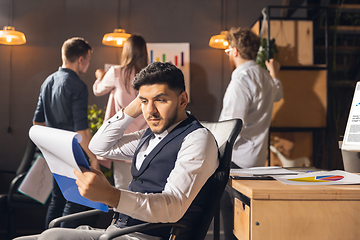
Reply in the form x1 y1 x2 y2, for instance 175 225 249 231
116 115 215 239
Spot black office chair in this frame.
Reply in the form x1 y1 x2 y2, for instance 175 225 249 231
0 137 46 240
49 119 243 240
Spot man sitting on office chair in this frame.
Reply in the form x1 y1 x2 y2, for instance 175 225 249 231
14 62 219 240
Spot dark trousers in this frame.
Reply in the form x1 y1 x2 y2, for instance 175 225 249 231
45 177 88 229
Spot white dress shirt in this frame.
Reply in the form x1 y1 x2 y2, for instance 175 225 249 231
219 60 283 168
89 111 219 223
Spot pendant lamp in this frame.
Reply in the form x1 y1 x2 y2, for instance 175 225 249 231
209 0 228 49
0 26 26 45
0 0 26 45
102 0 130 47
102 28 130 47
209 31 229 49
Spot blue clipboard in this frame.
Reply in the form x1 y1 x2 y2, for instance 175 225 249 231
53 138 108 212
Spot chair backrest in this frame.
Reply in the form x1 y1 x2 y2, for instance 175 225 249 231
195 118 242 240
16 138 37 176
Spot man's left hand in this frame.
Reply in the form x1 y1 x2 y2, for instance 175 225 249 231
265 58 281 79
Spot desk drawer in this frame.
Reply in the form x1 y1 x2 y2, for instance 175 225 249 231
234 198 250 240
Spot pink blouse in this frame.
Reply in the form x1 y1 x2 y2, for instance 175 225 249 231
93 65 148 134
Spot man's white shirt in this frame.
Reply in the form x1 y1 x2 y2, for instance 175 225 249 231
89 111 218 223
219 60 283 168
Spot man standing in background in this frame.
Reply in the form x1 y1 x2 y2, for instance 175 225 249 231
219 27 283 239
33 37 99 229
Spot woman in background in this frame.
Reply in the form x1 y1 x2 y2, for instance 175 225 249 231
93 34 148 189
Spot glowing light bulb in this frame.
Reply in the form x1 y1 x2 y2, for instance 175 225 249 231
209 31 229 49
0 26 26 45
102 29 131 47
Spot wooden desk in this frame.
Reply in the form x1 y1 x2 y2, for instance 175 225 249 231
229 179 360 240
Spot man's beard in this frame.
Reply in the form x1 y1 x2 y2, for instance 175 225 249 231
149 109 178 134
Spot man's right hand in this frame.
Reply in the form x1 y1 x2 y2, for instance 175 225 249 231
75 167 120 208
95 69 106 80
124 95 143 118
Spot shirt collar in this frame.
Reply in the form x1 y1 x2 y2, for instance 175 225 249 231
233 60 257 74
152 118 184 139
58 67 78 76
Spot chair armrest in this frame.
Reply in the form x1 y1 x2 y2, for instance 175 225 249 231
99 222 186 240
7 173 26 204
49 208 113 228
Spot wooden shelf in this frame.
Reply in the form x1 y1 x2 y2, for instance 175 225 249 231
280 65 327 70
315 45 360 53
328 25 360 32
328 4 360 10
329 80 357 88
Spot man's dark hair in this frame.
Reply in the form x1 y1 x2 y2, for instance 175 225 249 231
132 62 185 94
61 37 92 63
226 27 260 60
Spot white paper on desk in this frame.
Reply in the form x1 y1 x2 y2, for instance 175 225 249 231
230 166 300 176
273 170 360 185
18 155 52 204
28 125 108 212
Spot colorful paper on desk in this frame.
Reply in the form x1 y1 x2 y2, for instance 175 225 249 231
273 170 360 185
29 125 108 212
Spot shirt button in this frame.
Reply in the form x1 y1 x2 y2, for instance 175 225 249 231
144 154 147 157
116 115 119 119
108 121 111 123
158 137 162 140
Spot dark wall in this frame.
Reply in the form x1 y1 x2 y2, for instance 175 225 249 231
0 0 282 174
